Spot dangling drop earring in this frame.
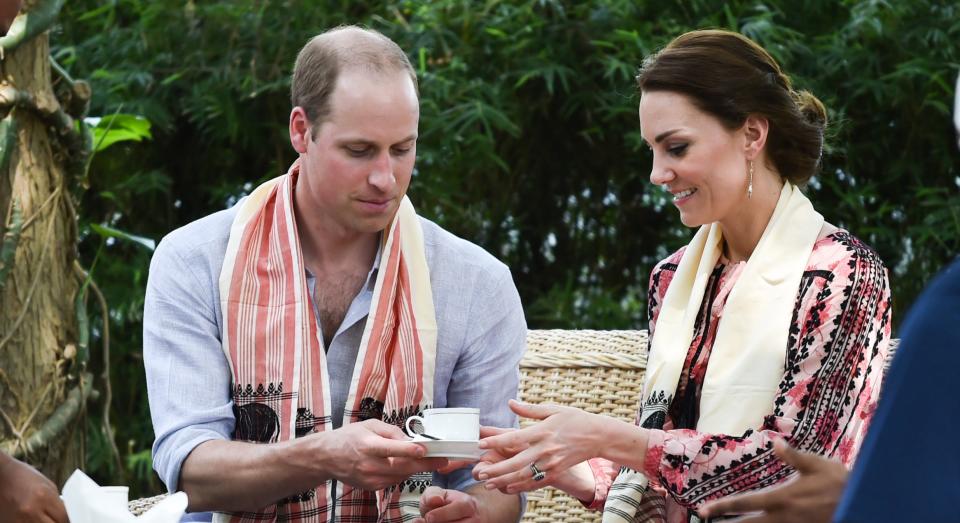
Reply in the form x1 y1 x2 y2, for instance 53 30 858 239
747 161 754 199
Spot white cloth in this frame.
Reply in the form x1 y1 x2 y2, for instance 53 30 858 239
62 469 188 523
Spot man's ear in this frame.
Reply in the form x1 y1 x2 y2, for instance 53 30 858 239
742 114 769 161
289 106 311 154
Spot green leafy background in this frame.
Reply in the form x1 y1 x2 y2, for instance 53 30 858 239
51 0 959 495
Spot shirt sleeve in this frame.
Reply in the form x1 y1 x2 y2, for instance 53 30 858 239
432 263 527 508
143 235 235 493
642 241 892 510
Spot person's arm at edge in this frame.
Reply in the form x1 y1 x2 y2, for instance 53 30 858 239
0 452 68 523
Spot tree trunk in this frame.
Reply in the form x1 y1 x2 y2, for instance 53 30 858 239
0 1 83 485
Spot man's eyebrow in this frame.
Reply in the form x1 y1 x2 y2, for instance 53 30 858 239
654 129 681 143
337 134 418 145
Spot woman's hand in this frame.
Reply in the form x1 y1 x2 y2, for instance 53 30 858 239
473 400 603 498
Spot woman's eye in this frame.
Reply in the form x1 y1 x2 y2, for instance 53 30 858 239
668 144 688 156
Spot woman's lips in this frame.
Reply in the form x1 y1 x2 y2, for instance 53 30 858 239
671 188 697 206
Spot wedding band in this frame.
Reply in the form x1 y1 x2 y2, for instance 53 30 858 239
530 463 547 482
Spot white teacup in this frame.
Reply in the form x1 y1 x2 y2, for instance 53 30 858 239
405 408 480 441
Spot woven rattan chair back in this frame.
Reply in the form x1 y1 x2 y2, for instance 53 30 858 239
519 329 649 522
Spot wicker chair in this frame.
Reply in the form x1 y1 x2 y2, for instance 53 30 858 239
129 494 169 516
518 329 648 522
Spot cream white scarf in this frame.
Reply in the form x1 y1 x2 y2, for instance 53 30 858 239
603 182 823 522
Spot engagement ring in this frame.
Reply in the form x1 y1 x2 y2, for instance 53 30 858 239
530 463 546 482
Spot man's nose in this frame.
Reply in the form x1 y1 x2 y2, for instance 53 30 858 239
368 151 396 190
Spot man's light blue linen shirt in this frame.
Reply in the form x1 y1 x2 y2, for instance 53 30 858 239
144 203 527 521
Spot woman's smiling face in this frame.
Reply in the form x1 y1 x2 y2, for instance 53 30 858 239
639 90 753 227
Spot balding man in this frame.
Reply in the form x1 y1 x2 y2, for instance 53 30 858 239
144 26 525 523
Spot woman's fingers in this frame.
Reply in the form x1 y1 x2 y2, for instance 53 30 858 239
478 428 527 452
474 446 545 487
479 419 550 453
508 399 561 420
479 425 513 438
479 425 530 460
481 459 545 492
502 477 544 494
473 449 511 481
476 448 509 465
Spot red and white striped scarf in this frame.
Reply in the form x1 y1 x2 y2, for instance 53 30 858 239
216 160 437 522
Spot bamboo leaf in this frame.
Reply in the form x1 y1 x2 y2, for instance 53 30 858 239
87 114 152 152
89 223 156 251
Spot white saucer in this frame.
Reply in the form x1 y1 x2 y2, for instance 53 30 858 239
410 436 485 460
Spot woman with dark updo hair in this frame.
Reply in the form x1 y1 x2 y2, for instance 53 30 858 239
475 29 892 523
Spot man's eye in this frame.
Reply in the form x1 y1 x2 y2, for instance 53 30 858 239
346 147 371 157
392 147 412 156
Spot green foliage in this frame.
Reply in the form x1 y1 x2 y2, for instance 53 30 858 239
89 223 156 251
53 0 960 495
89 114 153 153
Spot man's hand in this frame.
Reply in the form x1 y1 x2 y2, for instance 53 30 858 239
181 419 451 511
321 419 449 491
697 440 848 523
414 486 481 523
0 453 68 523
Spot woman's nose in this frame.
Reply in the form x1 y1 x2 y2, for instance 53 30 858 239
649 160 675 186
